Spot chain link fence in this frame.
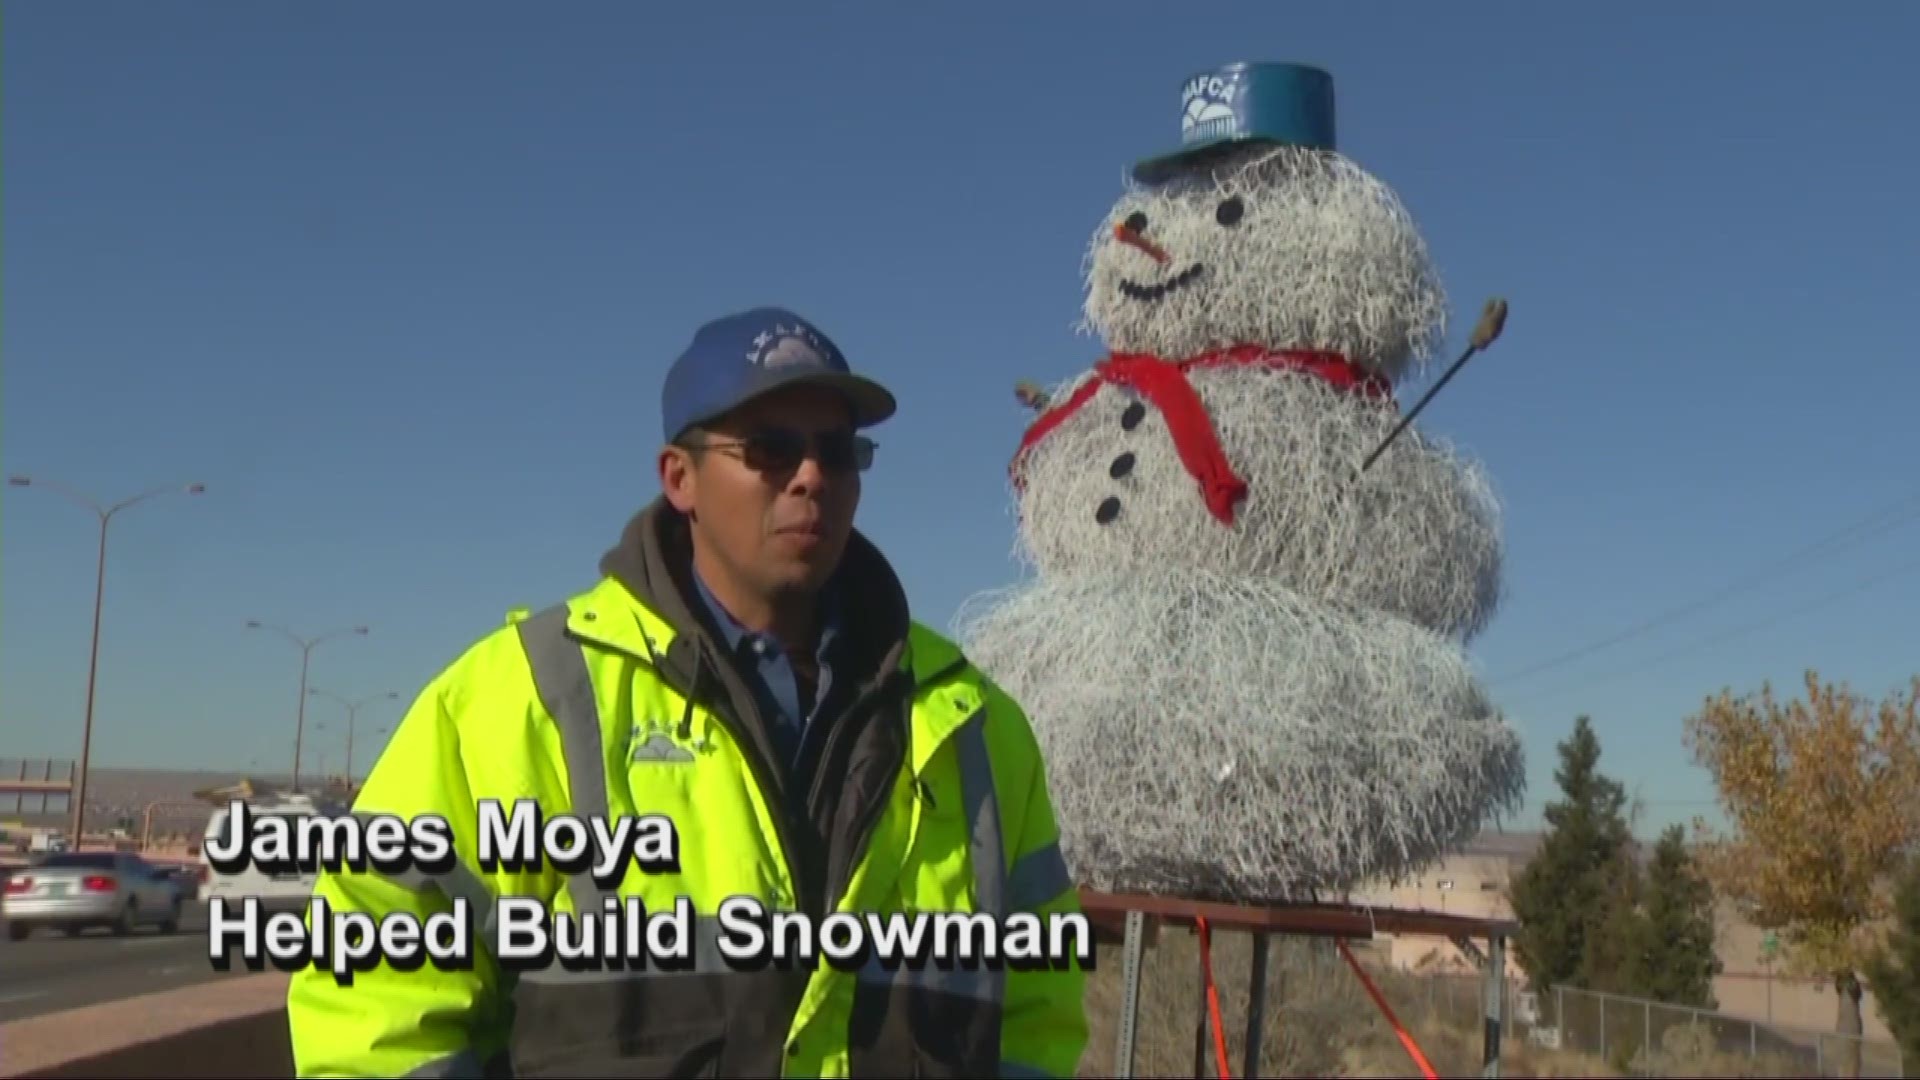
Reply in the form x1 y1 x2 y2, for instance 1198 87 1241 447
1376 968 1906 1078
1540 983 1903 1078
1443 976 1896 1076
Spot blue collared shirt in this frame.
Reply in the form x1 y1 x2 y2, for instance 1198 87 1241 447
690 569 841 773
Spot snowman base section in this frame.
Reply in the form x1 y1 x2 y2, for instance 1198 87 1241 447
954 569 1526 904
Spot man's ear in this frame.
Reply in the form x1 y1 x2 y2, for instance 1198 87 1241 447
659 445 698 514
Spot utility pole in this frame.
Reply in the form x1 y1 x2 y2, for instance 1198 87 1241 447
307 687 401 783
246 621 369 791
7 476 205 845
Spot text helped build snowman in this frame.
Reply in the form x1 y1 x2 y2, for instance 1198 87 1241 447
956 62 1526 904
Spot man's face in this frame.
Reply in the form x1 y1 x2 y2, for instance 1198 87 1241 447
659 384 864 599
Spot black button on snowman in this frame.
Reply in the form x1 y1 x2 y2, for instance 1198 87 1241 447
1095 402 1149 524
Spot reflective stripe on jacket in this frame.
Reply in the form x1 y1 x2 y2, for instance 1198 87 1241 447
285 506 1088 1079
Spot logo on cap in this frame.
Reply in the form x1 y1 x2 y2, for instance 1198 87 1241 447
1181 70 1243 145
747 323 830 371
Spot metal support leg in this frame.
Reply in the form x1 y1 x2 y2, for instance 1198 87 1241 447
1115 910 1147 1079
1482 933 1506 1079
1243 931 1270 1079
1193 930 1209 1078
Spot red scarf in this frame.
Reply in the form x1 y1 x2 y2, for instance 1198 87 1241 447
1010 346 1394 526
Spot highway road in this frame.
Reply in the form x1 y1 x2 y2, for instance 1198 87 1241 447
0 902 263 1022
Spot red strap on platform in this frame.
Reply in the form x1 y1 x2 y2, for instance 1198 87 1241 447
1336 938 1439 1080
1196 916 1234 1078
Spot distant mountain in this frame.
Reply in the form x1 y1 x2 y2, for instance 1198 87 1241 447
1456 829 1547 862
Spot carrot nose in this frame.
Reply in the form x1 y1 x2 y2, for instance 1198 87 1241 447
1114 222 1171 265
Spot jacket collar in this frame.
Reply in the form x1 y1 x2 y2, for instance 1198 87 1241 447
565 497 981 772
688 554 846 668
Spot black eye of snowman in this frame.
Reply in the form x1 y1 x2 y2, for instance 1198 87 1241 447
1215 197 1244 227
1115 206 1206 304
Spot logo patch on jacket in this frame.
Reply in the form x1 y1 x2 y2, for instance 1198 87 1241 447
630 729 695 764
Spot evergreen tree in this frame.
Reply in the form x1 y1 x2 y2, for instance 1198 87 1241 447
1509 716 1637 992
1637 823 1722 1008
1865 855 1920 1074
1580 845 1651 995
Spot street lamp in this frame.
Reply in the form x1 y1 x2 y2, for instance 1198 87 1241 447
307 687 401 783
7 475 206 845
246 620 368 792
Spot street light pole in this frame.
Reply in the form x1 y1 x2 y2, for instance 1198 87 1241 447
246 621 369 792
7 475 205 846
307 688 401 783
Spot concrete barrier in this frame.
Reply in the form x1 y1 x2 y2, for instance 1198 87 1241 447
0 975 292 1079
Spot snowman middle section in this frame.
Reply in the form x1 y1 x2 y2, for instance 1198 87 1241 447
1011 362 1504 643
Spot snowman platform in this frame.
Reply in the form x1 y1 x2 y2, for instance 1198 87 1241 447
1078 887 1516 1079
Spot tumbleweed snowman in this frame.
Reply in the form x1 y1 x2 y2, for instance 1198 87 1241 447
957 61 1525 903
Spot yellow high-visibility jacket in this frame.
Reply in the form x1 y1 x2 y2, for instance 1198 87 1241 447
285 501 1088 1078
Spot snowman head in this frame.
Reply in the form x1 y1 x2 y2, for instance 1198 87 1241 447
1083 63 1448 384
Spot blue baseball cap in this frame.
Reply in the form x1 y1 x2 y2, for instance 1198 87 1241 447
660 306 897 442
1132 61 1337 186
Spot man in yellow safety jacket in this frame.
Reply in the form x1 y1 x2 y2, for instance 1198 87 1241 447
284 306 1089 1078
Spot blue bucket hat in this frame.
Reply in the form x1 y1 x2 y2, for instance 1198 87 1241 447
660 306 897 443
1131 61 1337 187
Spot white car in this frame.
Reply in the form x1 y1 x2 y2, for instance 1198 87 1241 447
3 850 185 939
199 793 350 911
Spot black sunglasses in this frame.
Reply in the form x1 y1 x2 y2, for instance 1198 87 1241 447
681 428 876 474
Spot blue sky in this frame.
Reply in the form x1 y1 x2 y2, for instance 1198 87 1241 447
4 4 1916 839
